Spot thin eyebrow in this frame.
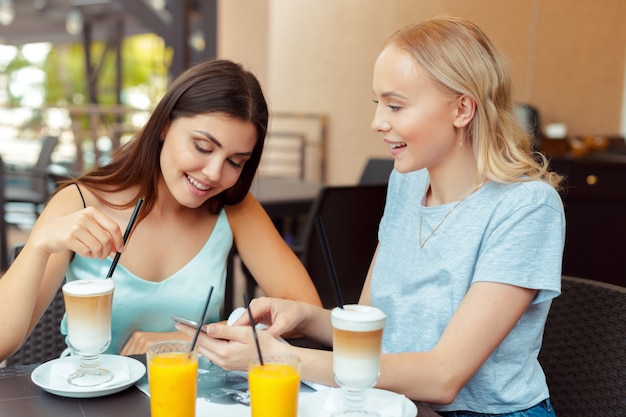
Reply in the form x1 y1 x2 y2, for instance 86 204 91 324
378 91 409 100
195 129 253 157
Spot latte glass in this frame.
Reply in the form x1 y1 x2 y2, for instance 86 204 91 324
62 279 115 387
331 304 386 417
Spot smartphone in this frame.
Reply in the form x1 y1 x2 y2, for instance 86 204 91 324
172 315 206 333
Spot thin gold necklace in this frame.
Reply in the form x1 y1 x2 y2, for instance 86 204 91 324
419 180 486 249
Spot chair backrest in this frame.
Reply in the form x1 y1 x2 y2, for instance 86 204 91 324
5 244 67 366
0 157 8 271
31 135 60 195
34 135 60 170
259 132 307 180
359 158 394 185
538 276 626 417
298 184 387 308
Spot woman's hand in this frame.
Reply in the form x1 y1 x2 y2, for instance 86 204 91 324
229 297 319 338
120 330 189 356
176 322 290 371
30 206 125 259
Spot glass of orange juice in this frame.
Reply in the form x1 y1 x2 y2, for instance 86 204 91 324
248 353 301 417
147 341 198 417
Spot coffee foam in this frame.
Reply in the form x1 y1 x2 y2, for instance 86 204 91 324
331 305 386 332
63 279 115 296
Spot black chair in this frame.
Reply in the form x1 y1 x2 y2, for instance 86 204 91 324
4 135 60 217
549 156 626 288
359 158 394 185
4 243 67 366
295 184 387 308
538 276 626 417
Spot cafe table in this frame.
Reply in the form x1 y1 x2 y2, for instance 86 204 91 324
0 362 149 417
0 353 441 417
250 176 322 220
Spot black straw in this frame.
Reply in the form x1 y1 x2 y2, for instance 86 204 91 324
314 215 344 308
106 198 144 279
190 285 214 353
244 294 264 366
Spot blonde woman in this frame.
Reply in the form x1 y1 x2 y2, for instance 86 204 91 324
181 17 563 417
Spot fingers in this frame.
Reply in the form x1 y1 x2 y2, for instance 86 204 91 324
176 322 200 339
64 208 124 258
245 297 276 325
120 331 146 356
183 324 255 371
207 323 249 341
119 340 134 356
248 297 298 337
121 330 187 356
176 323 252 352
177 322 289 372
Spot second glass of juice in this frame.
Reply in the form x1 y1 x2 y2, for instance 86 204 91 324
147 341 198 417
248 353 301 417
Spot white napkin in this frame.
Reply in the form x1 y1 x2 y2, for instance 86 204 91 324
49 356 131 391
319 388 406 417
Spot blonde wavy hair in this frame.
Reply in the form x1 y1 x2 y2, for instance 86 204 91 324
385 15 562 189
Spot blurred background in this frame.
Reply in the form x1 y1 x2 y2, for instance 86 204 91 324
0 0 624 181
0 0 625 242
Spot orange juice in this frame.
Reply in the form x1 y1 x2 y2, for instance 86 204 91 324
147 342 198 417
249 355 300 417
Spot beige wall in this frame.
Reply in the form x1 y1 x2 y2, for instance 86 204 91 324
217 0 270 86
219 0 626 184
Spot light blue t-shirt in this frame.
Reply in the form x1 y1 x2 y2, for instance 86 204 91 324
62 209 232 354
371 169 565 414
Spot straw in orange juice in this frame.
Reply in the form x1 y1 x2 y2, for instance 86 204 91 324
148 351 198 417
249 360 300 417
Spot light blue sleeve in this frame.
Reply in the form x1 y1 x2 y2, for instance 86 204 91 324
472 182 565 304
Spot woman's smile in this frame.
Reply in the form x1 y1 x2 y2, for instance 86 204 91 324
186 174 212 193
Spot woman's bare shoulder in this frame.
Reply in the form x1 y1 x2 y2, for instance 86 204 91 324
224 193 259 215
46 184 89 212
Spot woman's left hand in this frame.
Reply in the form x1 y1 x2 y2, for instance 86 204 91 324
176 322 289 371
120 330 189 356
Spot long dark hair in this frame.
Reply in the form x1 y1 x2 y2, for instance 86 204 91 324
62 59 269 219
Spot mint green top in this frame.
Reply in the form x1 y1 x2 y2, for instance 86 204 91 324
61 209 231 354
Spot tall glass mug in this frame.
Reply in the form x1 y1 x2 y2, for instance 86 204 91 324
62 279 115 387
147 341 198 417
331 305 387 417
248 353 301 417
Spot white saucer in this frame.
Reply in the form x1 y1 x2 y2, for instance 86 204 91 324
299 388 417 417
31 354 146 398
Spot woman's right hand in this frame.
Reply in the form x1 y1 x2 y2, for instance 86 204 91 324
29 206 125 260
232 296 332 343
0 188 125 361
229 297 302 337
